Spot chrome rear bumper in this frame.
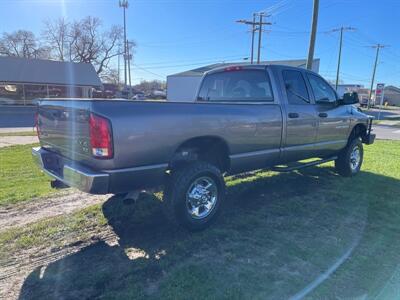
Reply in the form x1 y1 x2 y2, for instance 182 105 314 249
32 147 109 194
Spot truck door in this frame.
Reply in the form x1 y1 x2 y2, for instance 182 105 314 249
281 69 318 162
305 72 350 156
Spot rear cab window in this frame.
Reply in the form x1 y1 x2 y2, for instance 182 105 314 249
197 68 274 103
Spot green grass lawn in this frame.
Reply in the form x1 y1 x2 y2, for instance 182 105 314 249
0 131 37 137
1 141 400 299
0 144 56 207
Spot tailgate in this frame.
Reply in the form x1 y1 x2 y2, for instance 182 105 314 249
37 100 92 161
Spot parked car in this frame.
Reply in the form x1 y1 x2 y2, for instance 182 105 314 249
132 93 146 100
360 95 375 108
32 64 374 230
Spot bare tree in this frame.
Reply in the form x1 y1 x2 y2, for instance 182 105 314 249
67 16 128 75
100 68 120 85
42 18 69 61
3 16 132 78
0 30 49 59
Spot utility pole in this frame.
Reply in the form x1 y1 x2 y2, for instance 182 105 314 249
367 44 386 109
306 0 319 70
257 13 264 64
236 13 271 64
331 26 356 90
119 0 129 88
250 13 256 64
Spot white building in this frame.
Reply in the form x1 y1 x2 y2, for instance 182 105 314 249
334 84 364 98
167 59 320 102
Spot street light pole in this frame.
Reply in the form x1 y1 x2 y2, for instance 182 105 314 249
127 39 132 98
117 43 121 86
119 0 129 87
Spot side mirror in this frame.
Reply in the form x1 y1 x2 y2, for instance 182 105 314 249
315 97 333 105
341 92 359 105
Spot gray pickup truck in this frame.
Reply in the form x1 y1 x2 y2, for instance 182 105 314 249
32 64 375 230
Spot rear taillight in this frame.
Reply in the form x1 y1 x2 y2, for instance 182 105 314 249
34 112 40 137
89 113 113 159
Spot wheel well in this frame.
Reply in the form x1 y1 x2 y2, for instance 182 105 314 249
170 136 230 172
349 123 367 143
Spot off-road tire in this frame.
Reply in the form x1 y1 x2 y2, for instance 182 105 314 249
335 138 363 177
162 161 225 231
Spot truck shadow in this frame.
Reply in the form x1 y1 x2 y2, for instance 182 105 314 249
19 167 400 299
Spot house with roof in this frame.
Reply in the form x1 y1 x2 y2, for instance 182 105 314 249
0 56 102 105
166 59 320 102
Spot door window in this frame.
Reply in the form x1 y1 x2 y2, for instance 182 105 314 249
197 69 274 102
282 70 310 105
307 73 337 103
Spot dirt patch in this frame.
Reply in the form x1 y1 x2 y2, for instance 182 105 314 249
0 225 118 300
0 191 110 233
0 192 118 300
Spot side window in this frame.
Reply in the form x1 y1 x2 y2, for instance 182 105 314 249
197 69 274 102
282 70 310 105
307 73 337 103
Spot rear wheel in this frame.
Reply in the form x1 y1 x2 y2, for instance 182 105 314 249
162 161 225 231
335 138 363 177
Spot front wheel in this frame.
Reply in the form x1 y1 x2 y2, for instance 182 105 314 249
335 138 364 177
162 161 225 231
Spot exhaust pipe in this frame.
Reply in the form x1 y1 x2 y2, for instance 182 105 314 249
50 180 69 189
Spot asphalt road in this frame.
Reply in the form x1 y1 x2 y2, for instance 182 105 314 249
0 106 36 128
362 107 400 120
373 125 400 140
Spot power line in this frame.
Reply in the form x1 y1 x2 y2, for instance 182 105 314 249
138 54 248 67
138 30 245 48
133 64 166 79
137 59 247 70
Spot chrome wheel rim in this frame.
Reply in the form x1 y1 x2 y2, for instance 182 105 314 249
350 145 361 171
186 176 218 219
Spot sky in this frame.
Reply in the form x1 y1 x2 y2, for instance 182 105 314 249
1 0 400 87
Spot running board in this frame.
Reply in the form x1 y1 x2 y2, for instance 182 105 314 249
271 156 337 172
